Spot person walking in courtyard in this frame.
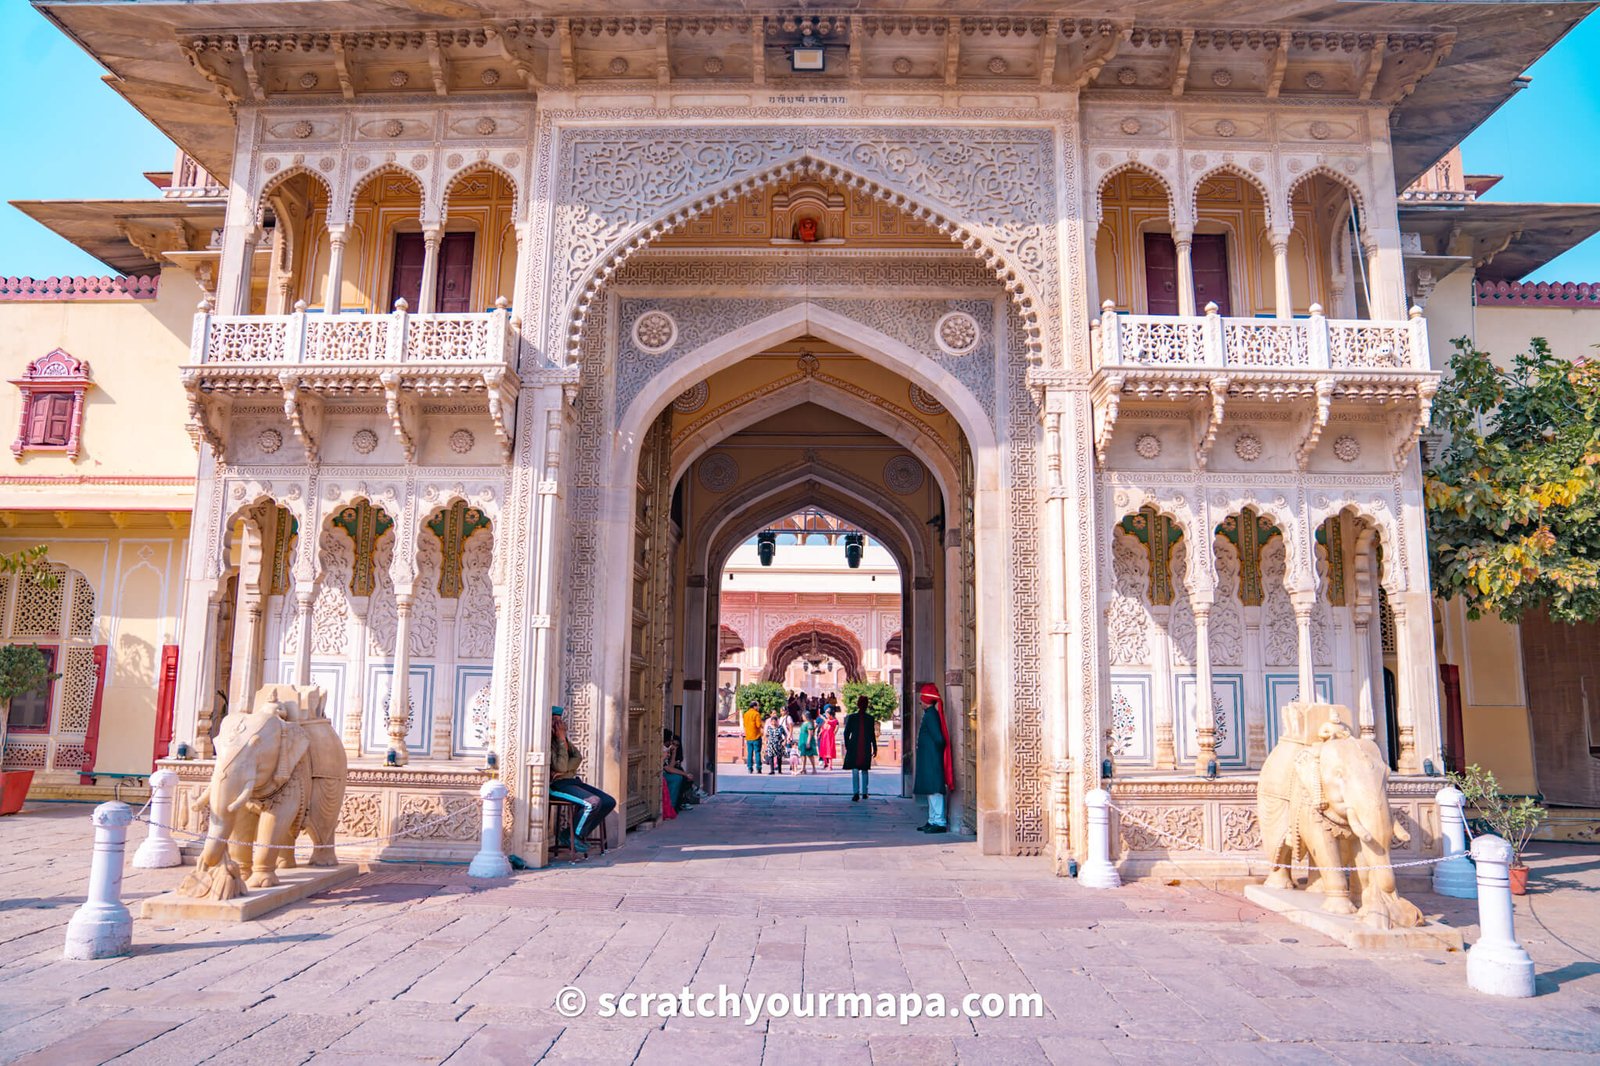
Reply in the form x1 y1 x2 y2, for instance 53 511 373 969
913 683 955 833
742 702 764 773
797 709 820 774
548 707 616 855
763 710 789 775
818 707 839 769
843 694 877 801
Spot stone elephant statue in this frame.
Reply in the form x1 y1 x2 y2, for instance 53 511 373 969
1257 702 1423 929
178 684 348 900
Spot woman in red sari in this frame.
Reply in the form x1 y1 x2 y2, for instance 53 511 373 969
818 707 840 769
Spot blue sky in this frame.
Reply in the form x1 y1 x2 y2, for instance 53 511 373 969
3 5 1599 281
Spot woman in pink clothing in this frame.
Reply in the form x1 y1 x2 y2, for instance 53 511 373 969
818 707 840 769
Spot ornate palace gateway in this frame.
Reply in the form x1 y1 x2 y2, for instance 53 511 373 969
37 0 1583 873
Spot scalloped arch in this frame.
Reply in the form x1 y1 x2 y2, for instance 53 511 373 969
1094 161 1178 227
1286 165 1368 236
341 163 428 225
441 161 523 224
254 166 334 226
566 153 1045 365
1191 163 1275 230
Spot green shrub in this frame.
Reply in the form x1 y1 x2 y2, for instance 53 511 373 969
842 681 898 722
734 681 787 716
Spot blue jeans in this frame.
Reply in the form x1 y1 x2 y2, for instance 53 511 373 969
852 768 870 795
745 739 761 772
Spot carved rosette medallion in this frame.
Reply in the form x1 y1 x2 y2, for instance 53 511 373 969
1310 121 1332 141
1134 433 1161 460
703 57 725 75
257 428 283 455
1304 71 1326 90
935 311 980 357
476 117 498 136
1233 431 1263 462
892 56 913 75
292 121 314 140
1120 118 1142 136
353 429 380 455
298 72 320 89
388 70 409 88
1115 66 1137 85
1211 68 1234 87
1332 435 1361 462
883 455 925 496
672 382 709 414
632 310 678 355
1215 119 1237 138
449 429 476 454
698 453 739 493
609 56 629 75
908 384 946 416
987 56 1009 75
480 68 501 85
383 119 404 138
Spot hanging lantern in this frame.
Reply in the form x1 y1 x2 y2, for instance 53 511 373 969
757 530 777 567
843 532 864 569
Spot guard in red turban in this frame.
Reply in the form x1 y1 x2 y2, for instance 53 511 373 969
913 682 955 832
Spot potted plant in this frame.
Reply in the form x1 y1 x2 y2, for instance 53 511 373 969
1448 763 1547 894
0 547 60 815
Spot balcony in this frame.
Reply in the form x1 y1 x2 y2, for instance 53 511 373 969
181 300 519 464
1090 302 1439 470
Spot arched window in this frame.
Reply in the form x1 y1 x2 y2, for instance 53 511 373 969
0 565 100 776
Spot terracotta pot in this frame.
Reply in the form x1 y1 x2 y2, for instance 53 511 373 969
0 769 34 816
1509 863 1530 895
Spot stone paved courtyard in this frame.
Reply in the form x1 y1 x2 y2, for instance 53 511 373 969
2 794 1599 1065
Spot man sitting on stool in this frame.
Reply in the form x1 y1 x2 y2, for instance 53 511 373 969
549 706 616 854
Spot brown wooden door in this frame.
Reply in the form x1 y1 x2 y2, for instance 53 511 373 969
1191 233 1231 316
436 232 475 313
1142 232 1180 315
388 232 426 312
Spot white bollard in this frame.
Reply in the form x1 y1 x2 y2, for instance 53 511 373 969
132 769 182 869
64 802 134 960
1432 786 1476 899
467 778 512 879
1466 834 1535 998
1079 788 1122 889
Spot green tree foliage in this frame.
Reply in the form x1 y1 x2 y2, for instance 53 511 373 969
734 681 787 716
1426 337 1600 623
841 680 898 722
0 545 61 751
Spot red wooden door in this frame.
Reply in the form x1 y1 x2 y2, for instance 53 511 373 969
1190 233 1231 316
389 232 426 312
436 232 475 313
1142 232 1180 315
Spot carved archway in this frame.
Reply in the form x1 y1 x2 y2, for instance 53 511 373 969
763 620 864 684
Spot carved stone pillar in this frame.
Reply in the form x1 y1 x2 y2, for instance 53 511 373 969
1270 230 1293 319
1174 227 1196 317
1292 595 1316 704
418 226 443 314
323 224 348 313
192 594 224 758
1351 602 1376 741
388 594 415 764
343 597 371 756
291 587 315 685
1152 606 1176 769
1390 599 1421 773
431 598 460 759
1191 602 1217 775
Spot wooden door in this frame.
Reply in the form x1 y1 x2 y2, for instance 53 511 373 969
1190 233 1231 316
436 232 475 313
388 233 426 312
1142 232 1180 315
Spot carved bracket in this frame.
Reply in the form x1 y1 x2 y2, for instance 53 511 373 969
181 369 230 459
1392 381 1438 466
1094 373 1125 465
280 374 324 464
484 368 517 462
1296 378 1335 471
381 371 423 464
1193 375 1229 471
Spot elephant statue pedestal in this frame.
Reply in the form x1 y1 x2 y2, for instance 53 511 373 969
140 684 360 922
1243 701 1462 952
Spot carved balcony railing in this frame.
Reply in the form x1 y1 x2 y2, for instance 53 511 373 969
1087 300 1439 471
182 299 519 464
1094 301 1429 374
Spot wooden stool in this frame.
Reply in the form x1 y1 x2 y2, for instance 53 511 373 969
550 800 608 859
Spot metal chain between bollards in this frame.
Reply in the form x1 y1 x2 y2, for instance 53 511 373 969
127 808 465 851
1104 799 1468 873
